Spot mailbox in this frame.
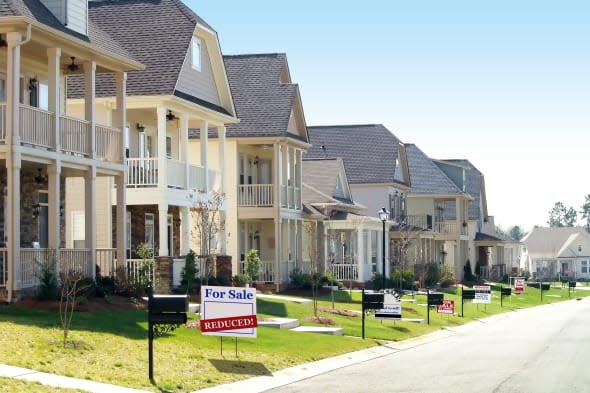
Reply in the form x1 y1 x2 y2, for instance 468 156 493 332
148 294 188 324
541 283 550 291
362 293 384 310
462 289 476 300
569 281 577 288
501 287 511 296
427 293 444 306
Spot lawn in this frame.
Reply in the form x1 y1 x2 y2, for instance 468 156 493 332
0 377 86 393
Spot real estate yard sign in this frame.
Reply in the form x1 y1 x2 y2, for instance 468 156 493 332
437 300 455 315
473 285 492 304
514 278 525 294
200 286 258 338
375 293 402 320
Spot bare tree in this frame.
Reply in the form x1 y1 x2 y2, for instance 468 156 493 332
303 220 323 317
59 270 90 347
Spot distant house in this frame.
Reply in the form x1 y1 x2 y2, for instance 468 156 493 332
521 227 590 280
0 0 143 301
301 158 383 284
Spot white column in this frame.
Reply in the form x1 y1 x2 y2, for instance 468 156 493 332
180 114 189 189
366 230 373 282
47 164 61 250
6 154 21 297
357 227 365 282
281 145 288 208
200 120 209 191
296 219 303 267
273 143 281 208
47 48 61 151
156 106 167 189
289 148 295 208
85 167 97 279
286 218 291 276
274 218 282 290
84 61 96 159
180 206 190 255
297 149 303 209
385 224 390 279
6 32 21 146
323 224 329 274
158 204 168 256
115 72 127 268
218 126 227 195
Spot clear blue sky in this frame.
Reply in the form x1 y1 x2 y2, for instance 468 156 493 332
188 0 590 231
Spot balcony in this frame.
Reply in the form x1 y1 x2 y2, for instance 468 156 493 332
127 157 220 191
0 103 122 163
238 184 273 207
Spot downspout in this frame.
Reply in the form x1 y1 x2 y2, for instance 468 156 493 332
7 23 31 304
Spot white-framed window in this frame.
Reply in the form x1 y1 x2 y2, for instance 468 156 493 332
582 260 589 274
191 37 201 71
72 211 85 249
145 213 154 249
166 136 172 159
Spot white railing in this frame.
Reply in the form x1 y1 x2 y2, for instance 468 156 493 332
239 260 274 282
127 158 158 187
20 105 54 148
0 248 6 287
59 249 93 278
443 222 459 235
60 115 89 156
20 249 56 288
126 259 155 284
96 124 121 162
331 263 358 282
0 103 6 142
294 187 301 209
238 184 273 207
189 164 205 190
280 184 287 207
96 248 117 277
297 260 313 275
208 168 221 191
167 159 186 189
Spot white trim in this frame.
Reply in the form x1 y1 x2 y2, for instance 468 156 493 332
191 37 202 72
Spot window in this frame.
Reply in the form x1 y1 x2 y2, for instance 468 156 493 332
72 211 85 248
192 38 201 71
166 136 172 159
39 82 48 110
145 213 154 249
582 261 589 274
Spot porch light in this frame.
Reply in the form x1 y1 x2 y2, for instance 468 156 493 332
175 217 181 229
67 57 79 72
166 110 177 121
253 156 259 166
136 123 145 133
34 168 46 184
378 207 389 290
32 203 41 219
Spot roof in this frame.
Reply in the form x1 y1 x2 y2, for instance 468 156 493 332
0 0 133 60
474 232 504 242
306 124 401 184
523 227 590 259
405 144 463 195
442 159 483 220
302 158 353 204
223 53 306 141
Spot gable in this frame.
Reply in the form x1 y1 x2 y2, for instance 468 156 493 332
176 35 221 107
558 234 590 258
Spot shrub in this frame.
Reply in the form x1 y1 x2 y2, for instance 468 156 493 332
232 274 250 287
390 270 415 290
464 260 474 281
245 249 261 283
180 250 199 293
96 275 115 297
289 268 312 289
36 259 59 301
423 264 440 287
475 260 482 277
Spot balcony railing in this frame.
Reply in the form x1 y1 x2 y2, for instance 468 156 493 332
20 105 54 148
239 260 274 282
128 158 221 191
60 115 89 156
167 159 186 189
95 124 121 161
331 263 358 282
238 184 273 207
127 158 158 187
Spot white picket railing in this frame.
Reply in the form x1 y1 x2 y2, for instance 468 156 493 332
0 103 6 142
167 159 186 189
96 124 121 162
60 249 93 278
20 248 56 288
126 259 155 284
96 248 117 277
0 248 6 287
238 184 273 207
239 260 274 282
60 115 89 156
189 164 206 190
127 158 158 187
331 263 358 282
20 105 54 148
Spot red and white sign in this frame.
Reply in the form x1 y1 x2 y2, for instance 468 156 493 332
437 300 455 315
201 286 257 338
473 285 492 304
514 278 525 294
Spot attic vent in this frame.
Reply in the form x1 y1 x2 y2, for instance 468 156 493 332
578 245 583 253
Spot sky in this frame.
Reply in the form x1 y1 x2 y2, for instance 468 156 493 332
188 0 590 231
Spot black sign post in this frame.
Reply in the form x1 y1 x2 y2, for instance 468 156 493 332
500 286 511 307
426 290 444 325
361 289 384 339
461 288 475 317
569 281 576 297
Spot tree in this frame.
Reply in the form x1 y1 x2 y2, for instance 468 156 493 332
581 194 590 232
495 225 507 237
548 202 577 227
508 225 526 241
245 249 260 284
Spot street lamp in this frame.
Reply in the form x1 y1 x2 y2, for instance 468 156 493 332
378 207 389 291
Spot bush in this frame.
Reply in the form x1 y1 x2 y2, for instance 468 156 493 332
232 274 250 287
423 264 440 287
96 275 116 297
245 249 260 283
464 260 475 281
36 259 59 301
390 270 415 290
289 268 310 289
180 250 199 293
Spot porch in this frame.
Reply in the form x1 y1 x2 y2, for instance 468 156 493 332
126 157 220 191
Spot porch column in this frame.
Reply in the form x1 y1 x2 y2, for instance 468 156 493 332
273 143 281 208
218 126 227 195
6 154 21 298
285 218 291 277
84 166 97 279
200 120 209 192
158 204 168 256
156 106 167 189
180 114 189 189
289 148 295 208
281 145 288 208
385 224 390 279
47 48 61 151
323 224 329 274
357 227 365 283
180 206 190 255
296 149 303 209
366 230 373 282
115 72 127 269
6 32 21 145
47 163 61 250
296 219 302 268
274 218 282 290
84 61 97 159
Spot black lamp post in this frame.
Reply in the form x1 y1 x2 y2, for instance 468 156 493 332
378 207 389 291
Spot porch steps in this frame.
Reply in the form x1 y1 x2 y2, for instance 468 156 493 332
189 303 200 313
290 326 344 336
258 318 300 329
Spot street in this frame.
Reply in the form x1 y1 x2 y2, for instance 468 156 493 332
267 296 590 393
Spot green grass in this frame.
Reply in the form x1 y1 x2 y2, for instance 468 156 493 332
0 377 86 393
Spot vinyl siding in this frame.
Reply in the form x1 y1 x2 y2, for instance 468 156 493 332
176 38 221 107
66 0 88 35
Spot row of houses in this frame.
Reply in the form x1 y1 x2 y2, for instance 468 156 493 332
0 0 523 301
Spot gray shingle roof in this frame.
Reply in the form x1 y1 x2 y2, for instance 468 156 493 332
0 0 133 60
523 227 590 259
406 144 463 195
442 159 482 220
223 53 305 141
302 158 353 205
306 124 400 184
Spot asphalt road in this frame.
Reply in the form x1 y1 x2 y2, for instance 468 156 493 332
267 296 590 393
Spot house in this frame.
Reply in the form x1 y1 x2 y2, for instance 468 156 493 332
301 158 384 284
0 0 143 301
306 124 411 280
65 0 238 279
189 53 310 289
521 227 590 280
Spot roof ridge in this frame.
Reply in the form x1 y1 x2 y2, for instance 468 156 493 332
308 124 383 129
223 53 285 59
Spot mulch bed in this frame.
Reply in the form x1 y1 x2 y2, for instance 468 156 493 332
11 295 146 312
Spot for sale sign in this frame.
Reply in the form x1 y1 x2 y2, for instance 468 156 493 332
514 278 525 294
375 293 402 320
473 285 492 304
200 286 257 338
437 300 455 314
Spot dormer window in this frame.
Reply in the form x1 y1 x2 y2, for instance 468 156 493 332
192 38 201 71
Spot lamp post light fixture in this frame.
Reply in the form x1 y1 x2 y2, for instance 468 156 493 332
378 207 389 291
